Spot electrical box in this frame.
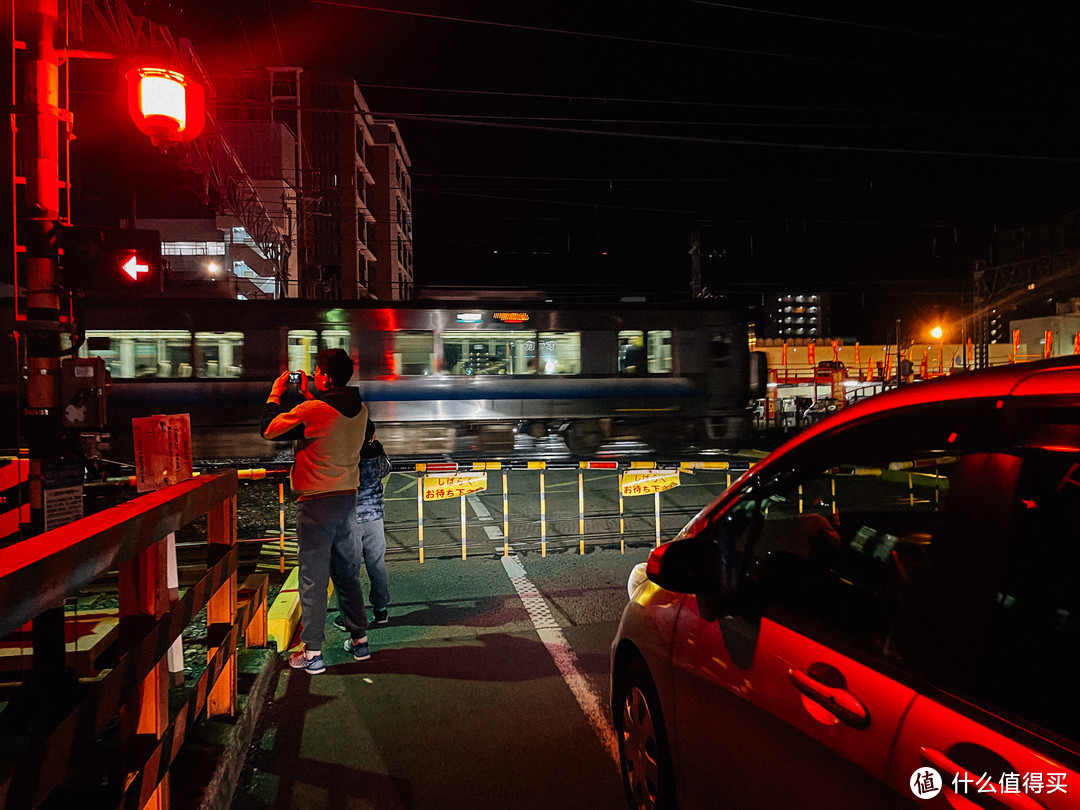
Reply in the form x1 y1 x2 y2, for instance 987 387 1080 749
60 357 111 429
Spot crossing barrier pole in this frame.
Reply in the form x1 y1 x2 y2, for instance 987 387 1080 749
578 468 585 555
619 472 625 554
654 490 662 547
460 493 468 560
502 468 509 557
416 470 425 563
278 483 286 573
525 461 547 556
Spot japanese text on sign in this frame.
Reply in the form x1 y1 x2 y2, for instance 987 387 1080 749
621 470 681 497
423 472 488 501
133 414 193 493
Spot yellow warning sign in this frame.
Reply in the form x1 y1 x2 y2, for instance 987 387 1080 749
423 472 488 501
621 469 681 497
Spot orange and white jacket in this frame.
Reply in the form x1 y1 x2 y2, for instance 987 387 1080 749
260 387 369 498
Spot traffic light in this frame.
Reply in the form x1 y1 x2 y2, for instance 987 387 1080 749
59 226 163 294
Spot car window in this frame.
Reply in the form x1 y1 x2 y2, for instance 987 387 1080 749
703 397 1080 741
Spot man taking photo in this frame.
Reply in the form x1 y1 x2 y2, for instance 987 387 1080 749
260 348 373 673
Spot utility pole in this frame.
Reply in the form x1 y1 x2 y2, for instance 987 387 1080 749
17 0 72 690
690 230 701 298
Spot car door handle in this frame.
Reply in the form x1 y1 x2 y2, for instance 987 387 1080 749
788 666 870 730
921 747 1045 809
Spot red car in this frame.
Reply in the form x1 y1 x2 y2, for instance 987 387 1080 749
611 356 1080 808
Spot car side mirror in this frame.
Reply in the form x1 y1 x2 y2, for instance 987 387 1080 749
645 537 721 595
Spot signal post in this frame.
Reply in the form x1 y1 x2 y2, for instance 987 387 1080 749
10 0 206 731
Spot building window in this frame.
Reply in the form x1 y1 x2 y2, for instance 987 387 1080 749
162 241 226 256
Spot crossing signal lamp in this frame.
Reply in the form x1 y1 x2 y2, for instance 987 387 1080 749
60 227 163 294
126 66 205 149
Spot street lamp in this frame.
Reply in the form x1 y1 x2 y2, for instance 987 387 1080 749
930 326 944 374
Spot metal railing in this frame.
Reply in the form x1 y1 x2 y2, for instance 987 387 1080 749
0 471 268 808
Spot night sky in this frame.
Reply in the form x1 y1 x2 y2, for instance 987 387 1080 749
79 2 1080 340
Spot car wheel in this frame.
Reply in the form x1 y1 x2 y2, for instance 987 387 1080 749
616 658 675 810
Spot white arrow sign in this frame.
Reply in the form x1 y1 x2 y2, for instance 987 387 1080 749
122 254 149 280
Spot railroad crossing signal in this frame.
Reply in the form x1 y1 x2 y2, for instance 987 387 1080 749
126 66 206 149
59 226 163 293
121 252 149 280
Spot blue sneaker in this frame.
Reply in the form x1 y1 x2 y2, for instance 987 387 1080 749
344 636 371 661
288 645 326 674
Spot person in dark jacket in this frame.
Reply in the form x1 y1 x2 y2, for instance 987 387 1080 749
335 422 391 629
260 348 372 673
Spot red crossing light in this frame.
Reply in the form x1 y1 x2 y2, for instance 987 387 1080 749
126 66 206 149
60 227 163 294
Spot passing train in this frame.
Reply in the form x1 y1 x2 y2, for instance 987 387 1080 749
71 296 766 462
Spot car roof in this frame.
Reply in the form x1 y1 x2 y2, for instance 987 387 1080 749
765 355 1080 462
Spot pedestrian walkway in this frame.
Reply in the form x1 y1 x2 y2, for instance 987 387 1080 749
228 550 640 809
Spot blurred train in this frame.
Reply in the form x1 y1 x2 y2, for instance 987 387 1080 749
71 297 766 462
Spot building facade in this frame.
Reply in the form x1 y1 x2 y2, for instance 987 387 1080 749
369 121 414 300
221 67 413 300
767 293 830 341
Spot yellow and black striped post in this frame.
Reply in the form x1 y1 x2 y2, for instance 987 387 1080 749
527 461 547 556
460 491 467 559
578 467 585 555
618 471 625 554
580 461 617 554
502 467 509 557
277 483 285 573
416 469 425 563
654 489 662 547
0 454 30 544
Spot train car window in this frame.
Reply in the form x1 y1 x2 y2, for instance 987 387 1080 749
321 329 350 352
647 330 673 373
392 331 435 375
443 330 537 375
194 332 243 378
618 330 646 374
537 332 581 375
288 330 318 373
711 335 732 368
81 329 191 378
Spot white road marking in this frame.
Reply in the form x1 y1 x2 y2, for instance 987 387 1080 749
502 555 620 767
465 493 620 767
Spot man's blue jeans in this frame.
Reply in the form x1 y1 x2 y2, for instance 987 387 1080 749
297 492 369 649
358 518 389 611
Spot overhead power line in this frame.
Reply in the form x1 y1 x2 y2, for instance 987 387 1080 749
309 1 885 70
689 1 1065 60
372 112 1080 165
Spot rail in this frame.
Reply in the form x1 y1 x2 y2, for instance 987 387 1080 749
0 471 268 809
